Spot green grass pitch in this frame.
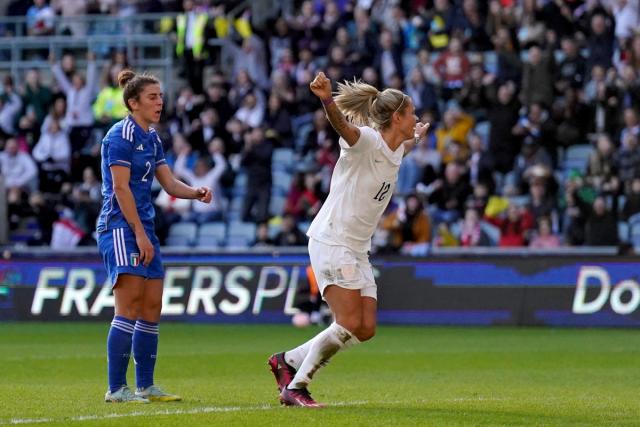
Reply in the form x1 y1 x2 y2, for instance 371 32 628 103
0 323 639 426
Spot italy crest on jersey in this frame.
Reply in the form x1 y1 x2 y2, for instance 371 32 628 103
130 253 140 267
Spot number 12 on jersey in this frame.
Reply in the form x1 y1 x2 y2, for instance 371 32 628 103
373 182 391 202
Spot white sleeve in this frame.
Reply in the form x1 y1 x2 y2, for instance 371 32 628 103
339 126 377 154
32 134 50 162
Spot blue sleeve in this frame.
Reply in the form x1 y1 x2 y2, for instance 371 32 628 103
154 134 167 166
106 133 133 168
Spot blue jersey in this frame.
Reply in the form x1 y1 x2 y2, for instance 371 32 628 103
97 116 167 233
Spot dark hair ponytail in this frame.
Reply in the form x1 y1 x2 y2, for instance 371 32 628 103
117 69 160 111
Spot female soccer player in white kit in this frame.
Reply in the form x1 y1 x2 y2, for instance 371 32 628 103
269 72 429 407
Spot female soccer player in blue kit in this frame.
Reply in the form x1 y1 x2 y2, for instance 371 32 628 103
98 70 212 403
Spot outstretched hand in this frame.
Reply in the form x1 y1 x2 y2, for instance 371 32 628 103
309 72 333 100
415 122 430 142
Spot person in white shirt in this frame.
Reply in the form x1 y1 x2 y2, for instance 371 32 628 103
173 147 227 223
268 71 429 407
32 118 71 174
50 50 98 153
0 138 38 193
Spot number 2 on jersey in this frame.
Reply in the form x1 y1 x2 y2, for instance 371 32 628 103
373 182 390 202
141 161 151 182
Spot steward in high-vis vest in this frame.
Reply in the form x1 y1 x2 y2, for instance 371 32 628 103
173 0 209 94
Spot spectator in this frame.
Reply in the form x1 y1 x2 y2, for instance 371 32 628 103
32 118 71 192
586 134 618 195
21 69 52 129
0 138 38 193
374 29 404 87
240 127 273 222
586 13 614 70
93 64 127 131
459 207 492 247
0 76 23 138
173 0 208 94
616 132 640 195
50 50 98 154
555 37 586 92
381 194 431 252
433 37 471 100
485 203 535 247
51 0 87 36
284 172 321 221
529 216 561 248
435 108 475 165
274 213 307 246
488 82 520 173
253 221 276 247
234 93 265 130
155 181 192 226
405 67 439 115
26 0 55 36
521 44 554 108
584 196 619 246
174 151 227 223
622 177 640 220
264 94 293 148
420 161 472 224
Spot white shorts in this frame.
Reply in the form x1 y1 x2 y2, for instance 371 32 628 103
308 238 377 300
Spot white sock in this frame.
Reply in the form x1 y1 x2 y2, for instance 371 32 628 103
284 324 362 370
287 322 355 389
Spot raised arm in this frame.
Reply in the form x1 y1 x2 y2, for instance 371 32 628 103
49 52 72 95
309 72 360 146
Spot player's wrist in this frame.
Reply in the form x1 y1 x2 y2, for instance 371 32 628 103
321 97 334 107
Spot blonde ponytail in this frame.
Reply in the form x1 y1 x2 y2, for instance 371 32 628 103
334 79 408 130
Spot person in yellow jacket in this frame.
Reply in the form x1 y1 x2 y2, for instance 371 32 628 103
435 108 475 165
174 0 209 94
93 65 127 130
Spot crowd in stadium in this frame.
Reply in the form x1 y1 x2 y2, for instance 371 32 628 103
2 0 640 252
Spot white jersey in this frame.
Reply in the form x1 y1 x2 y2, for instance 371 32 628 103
307 126 404 253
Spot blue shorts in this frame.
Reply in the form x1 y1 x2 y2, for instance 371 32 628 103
98 225 164 287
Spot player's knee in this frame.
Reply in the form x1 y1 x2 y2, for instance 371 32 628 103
355 325 376 342
141 301 162 320
336 317 362 336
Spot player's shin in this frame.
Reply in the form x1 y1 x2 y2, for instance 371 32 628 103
288 322 357 389
107 316 136 392
133 319 159 390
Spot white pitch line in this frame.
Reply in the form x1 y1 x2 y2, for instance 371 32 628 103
2 401 370 425
2 397 507 425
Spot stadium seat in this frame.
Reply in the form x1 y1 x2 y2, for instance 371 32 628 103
618 221 630 243
628 212 640 226
268 222 281 239
270 195 287 216
474 121 490 148
167 222 198 246
272 148 295 172
298 221 311 234
272 171 293 196
563 144 592 173
295 122 314 151
226 221 257 247
480 221 501 246
232 173 248 197
196 222 227 247
227 196 244 221
630 223 640 251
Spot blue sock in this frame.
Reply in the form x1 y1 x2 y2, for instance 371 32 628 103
133 319 159 390
107 316 135 393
